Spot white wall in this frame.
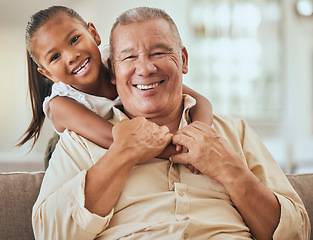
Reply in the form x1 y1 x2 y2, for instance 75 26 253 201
278 0 313 173
0 0 312 173
74 0 191 49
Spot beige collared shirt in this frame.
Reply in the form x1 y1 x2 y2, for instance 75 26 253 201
32 95 310 240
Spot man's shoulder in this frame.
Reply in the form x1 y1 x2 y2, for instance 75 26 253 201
212 114 247 133
58 130 92 150
59 130 107 160
213 114 244 124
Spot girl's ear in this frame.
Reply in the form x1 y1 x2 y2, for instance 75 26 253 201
37 67 59 83
88 22 101 46
181 47 188 74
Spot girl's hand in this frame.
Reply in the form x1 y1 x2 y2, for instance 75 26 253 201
112 117 173 165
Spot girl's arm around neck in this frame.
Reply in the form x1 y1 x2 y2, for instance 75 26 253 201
182 85 213 126
49 96 113 148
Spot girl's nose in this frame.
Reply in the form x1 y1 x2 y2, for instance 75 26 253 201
66 49 80 65
135 56 157 77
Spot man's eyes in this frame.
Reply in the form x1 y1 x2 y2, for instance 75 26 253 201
122 52 166 61
123 55 136 61
151 52 165 56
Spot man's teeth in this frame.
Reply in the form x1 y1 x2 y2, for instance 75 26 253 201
73 59 89 74
136 82 160 90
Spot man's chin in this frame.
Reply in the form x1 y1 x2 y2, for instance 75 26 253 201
124 106 166 119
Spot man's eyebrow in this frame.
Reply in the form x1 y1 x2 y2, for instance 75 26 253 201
44 29 78 60
117 48 134 56
116 44 172 55
152 44 172 51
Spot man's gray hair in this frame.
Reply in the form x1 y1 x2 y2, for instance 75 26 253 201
109 7 183 64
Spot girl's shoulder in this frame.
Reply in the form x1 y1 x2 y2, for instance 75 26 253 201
43 81 121 120
43 82 90 120
51 81 72 93
50 82 86 99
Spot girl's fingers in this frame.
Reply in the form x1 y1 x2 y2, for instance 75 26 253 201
184 164 201 175
176 144 182 152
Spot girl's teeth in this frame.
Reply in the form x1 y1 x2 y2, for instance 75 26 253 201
136 82 160 90
73 59 89 74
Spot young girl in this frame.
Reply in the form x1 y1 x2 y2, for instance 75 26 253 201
18 6 213 167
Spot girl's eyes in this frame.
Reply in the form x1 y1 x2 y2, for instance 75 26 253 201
50 53 60 63
70 35 80 45
49 35 81 63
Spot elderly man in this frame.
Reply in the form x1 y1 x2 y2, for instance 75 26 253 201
33 7 310 240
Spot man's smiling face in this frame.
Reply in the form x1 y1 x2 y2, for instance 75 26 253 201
111 18 188 120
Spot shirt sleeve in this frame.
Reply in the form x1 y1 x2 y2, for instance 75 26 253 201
32 130 114 240
240 120 311 240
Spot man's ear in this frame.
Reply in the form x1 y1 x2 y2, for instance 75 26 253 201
111 76 116 85
181 47 188 74
37 67 58 83
88 22 101 46
108 59 116 84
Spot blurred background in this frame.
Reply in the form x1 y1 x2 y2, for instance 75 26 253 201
0 0 312 173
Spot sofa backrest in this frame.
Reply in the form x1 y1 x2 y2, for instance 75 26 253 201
0 172 312 239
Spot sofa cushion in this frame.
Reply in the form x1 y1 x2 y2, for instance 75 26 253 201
0 172 44 240
0 172 311 239
287 174 313 239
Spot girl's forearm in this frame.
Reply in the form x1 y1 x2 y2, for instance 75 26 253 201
50 96 114 149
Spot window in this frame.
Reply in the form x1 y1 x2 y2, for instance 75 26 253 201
186 0 282 122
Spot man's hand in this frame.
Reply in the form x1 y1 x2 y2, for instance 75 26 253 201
170 121 281 239
170 121 246 184
112 117 173 165
85 117 172 216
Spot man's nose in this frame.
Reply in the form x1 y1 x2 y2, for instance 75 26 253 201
135 56 157 77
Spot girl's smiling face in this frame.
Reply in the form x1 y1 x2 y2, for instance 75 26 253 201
32 13 103 93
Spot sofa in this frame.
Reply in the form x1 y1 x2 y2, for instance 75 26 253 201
0 171 312 240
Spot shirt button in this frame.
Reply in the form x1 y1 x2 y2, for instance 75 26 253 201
178 191 184 197
184 232 189 239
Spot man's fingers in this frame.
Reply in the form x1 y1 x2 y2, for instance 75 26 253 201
175 125 201 140
170 152 189 165
172 134 194 150
164 132 173 145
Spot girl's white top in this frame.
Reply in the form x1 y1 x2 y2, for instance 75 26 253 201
42 45 121 134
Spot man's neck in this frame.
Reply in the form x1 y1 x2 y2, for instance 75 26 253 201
121 100 184 134
144 101 184 134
